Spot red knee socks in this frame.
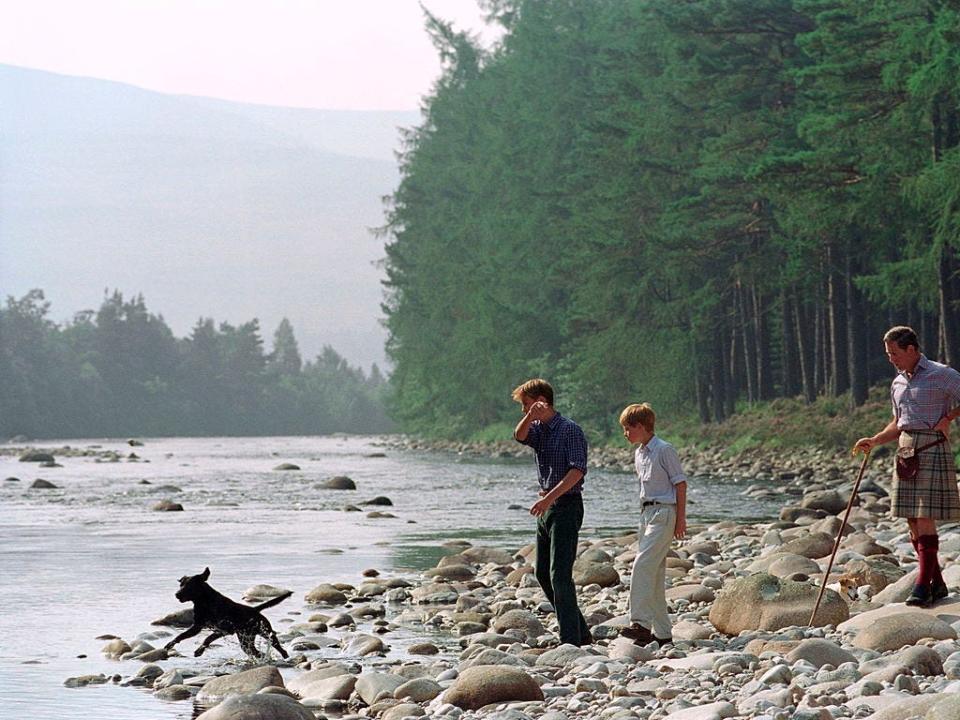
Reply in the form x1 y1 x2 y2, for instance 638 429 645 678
917 534 943 586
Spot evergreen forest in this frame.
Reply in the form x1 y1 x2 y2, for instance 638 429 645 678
382 0 960 436
0 290 391 439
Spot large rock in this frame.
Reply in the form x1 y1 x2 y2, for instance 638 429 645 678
196 694 315 720
864 695 953 720
492 609 544 638
801 490 848 514
443 665 543 710
535 644 594 667
243 584 291 601
665 584 715 603
20 451 55 463
354 672 406 704
850 612 957 652
292 673 356 702
663 701 738 720
394 677 443 703
873 569 921 604
461 547 515 565
424 564 476 581
319 476 356 490
777 532 835 559
286 664 351 697
926 695 960 720
572 559 620 587
342 633 385 656
383 704 426 720
196 666 284 705
764 554 822 579
785 639 856 669
304 583 348 605
708 573 848 634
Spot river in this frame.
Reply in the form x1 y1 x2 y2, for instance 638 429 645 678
0 435 783 719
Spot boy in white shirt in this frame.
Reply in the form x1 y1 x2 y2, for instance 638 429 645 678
618 403 687 645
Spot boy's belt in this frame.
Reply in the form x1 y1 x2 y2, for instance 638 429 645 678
642 500 672 507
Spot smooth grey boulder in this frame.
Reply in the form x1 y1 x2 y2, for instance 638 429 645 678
355 672 406 704
319 476 356 490
196 693 314 719
442 664 543 710
394 677 442 703
708 573 848 633
851 612 957 652
196 666 283 705
304 583 348 605
785 639 857 669
492 609 545 638
20 451 54 463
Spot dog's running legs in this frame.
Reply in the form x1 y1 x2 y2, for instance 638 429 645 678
164 624 202 651
195 631 225 657
268 631 289 659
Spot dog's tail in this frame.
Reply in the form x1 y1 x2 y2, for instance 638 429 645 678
255 590 293 611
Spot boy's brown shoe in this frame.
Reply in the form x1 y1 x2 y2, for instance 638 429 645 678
619 623 653 644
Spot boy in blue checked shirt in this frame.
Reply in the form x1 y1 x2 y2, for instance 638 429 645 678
513 378 592 646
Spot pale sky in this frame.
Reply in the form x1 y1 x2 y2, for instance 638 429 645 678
0 0 499 110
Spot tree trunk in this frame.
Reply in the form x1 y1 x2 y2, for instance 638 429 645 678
794 292 816 403
738 281 757 403
711 325 726 423
846 251 868 407
780 288 799 397
827 242 849 396
753 286 774 400
938 245 960 366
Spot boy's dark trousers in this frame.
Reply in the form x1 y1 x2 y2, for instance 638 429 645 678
535 493 591 646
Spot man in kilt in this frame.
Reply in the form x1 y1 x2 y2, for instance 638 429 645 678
855 326 960 607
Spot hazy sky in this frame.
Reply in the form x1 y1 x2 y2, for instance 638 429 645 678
1 0 498 110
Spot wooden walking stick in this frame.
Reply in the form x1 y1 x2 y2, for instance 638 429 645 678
809 447 871 627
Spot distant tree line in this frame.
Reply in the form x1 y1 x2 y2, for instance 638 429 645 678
0 289 391 439
381 0 960 436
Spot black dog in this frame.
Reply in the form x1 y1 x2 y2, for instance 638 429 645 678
163 568 291 659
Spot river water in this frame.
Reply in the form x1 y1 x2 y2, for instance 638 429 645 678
0 435 782 719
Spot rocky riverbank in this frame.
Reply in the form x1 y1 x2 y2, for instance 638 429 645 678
62 441 960 720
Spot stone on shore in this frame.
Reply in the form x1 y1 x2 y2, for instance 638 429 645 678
304 583 348 605
273 463 300 471
443 665 544 710
663 702 738 720
20 451 55 463
708 573 848 633
196 666 284 705
196 693 315 719
777 532 835 559
492 609 545 638
785 638 857 668
243 584 291 601
319 475 356 490
354 672 406 704
394 677 443 703
849 612 957 652
152 499 183 511
572 559 620 587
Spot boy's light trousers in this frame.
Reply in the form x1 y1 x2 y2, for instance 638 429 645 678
629 503 676 639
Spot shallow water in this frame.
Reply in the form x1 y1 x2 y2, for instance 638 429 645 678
0 435 782 719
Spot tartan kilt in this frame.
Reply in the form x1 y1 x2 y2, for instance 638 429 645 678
890 429 960 520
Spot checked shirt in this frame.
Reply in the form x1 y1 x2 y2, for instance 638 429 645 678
516 413 588 495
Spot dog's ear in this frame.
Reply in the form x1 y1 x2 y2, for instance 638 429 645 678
201 567 210 580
